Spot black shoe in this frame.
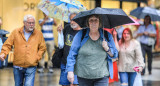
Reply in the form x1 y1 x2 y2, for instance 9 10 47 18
141 72 144 75
149 71 152 75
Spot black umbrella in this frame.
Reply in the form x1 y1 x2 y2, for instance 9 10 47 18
72 7 134 29
115 0 147 3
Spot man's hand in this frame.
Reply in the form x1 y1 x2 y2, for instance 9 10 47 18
143 31 149 36
113 28 117 37
57 24 63 33
44 16 49 20
67 71 74 84
0 53 5 61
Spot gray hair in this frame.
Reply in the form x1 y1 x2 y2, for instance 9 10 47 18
23 14 35 22
69 13 77 20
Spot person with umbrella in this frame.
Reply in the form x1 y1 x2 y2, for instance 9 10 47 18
38 12 57 73
136 15 156 75
57 13 81 86
65 7 133 86
66 14 118 86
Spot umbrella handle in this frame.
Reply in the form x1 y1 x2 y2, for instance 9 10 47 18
103 27 105 41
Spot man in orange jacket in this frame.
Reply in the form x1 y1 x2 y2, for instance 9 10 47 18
0 14 46 86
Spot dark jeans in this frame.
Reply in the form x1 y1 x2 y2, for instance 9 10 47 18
77 76 109 86
13 66 37 86
141 43 153 74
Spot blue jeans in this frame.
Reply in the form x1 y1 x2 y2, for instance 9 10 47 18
78 76 109 86
119 72 137 86
13 66 37 86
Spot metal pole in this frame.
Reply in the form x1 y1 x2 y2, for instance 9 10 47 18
137 2 140 7
120 1 122 9
95 0 101 7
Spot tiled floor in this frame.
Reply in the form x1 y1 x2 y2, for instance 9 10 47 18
0 68 61 86
0 57 160 86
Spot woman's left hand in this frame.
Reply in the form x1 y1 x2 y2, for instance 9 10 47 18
102 40 109 52
67 72 74 84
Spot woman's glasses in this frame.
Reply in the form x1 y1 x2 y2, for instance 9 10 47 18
89 19 99 23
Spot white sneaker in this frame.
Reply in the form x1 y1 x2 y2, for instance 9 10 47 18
37 68 44 73
48 68 53 73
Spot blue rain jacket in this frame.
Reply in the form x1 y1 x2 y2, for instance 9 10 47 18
66 28 118 79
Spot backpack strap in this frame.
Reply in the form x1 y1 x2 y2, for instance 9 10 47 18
81 29 87 41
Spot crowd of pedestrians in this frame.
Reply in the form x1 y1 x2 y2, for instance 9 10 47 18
0 10 157 86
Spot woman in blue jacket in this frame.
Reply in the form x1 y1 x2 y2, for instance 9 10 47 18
66 14 118 86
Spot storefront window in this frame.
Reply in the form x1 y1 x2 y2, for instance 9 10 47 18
101 0 120 8
122 2 137 15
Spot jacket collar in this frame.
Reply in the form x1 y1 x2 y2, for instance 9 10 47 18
84 28 104 40
19 26 36 35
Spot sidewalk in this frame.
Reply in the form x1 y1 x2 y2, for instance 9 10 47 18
142 57 160 81
0 57 160 86
113 57 160 86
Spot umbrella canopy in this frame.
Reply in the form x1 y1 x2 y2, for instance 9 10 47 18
72 7 134 28
115 0 147 3
125 17 140 25
130 7 160 21
38 0 86 22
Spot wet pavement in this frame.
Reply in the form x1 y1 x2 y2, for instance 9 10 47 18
0 57 160 86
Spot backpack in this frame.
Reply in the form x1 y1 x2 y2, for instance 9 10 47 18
51 47 63 68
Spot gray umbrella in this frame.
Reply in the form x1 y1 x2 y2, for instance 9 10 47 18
72 7 134 28
130 7 160 21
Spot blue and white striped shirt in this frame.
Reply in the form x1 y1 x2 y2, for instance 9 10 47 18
39 18 54 41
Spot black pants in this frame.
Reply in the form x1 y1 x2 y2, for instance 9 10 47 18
77 76 109 86
141 43 153 74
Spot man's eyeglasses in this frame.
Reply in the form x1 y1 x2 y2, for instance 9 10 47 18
27 22 35 25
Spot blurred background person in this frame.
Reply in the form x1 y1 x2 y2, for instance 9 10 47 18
66 14 118 86
115 28 145 86
57 13 81 86
136 15 156 75
38 13 57 73
115 25 124 39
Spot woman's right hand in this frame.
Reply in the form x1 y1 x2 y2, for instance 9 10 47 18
67 71 74 84
113 28 117 37
57 24 63 33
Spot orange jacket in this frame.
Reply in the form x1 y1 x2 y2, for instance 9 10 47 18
0 27 46 68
